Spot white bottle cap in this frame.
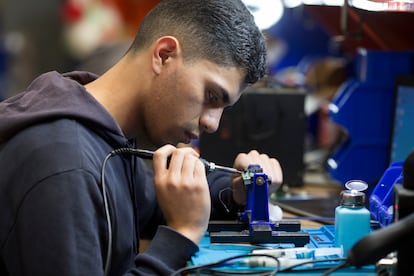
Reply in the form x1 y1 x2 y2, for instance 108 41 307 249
340 180 368 207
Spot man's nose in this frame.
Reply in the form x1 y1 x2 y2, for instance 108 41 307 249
200 108 224 133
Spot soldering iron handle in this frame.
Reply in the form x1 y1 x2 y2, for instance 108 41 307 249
111 148 219 173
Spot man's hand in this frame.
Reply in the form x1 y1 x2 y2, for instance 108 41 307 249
231 150 283 206
152 145 211 244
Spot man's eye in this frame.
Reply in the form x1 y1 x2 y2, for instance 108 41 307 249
208 91 219 103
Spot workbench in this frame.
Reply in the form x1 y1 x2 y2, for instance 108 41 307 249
186 182 377 275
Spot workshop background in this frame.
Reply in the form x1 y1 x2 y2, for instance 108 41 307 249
1 0 414 196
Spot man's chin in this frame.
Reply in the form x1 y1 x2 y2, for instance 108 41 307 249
149 134 189 148
154 140 181 147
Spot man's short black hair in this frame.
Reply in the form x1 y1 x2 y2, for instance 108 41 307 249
129 0 267 85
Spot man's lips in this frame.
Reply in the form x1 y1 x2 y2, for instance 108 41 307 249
185 131 199 141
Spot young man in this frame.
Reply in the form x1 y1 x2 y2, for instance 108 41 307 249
0 0 282 275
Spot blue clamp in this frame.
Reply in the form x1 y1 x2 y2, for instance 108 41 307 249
208 164 309 246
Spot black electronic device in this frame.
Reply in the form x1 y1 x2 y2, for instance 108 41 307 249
199 88 306 187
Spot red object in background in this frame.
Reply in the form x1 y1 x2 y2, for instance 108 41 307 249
107 0 160 36
304 5 414 53
61 1 84 23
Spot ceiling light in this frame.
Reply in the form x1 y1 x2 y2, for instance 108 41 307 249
243 0 284 30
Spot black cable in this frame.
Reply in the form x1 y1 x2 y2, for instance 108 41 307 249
101 151 115 276
198 268 275 275
218 187 232 213
170 254 281 276
101 148 145 276
321 260 351 275
278 257 348 273
170 254 351 276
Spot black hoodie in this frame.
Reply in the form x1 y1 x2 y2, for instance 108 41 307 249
0 71 237 275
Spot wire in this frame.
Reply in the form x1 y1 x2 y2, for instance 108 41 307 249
101 148 141 276
101 151 116 276
196 269 276 275
101 148 151 276
321 260 350 275
218 187 232 213
171 253 353 276
170 254 281 276
278 257 348 273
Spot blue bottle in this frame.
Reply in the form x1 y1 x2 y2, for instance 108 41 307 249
335 180 371 256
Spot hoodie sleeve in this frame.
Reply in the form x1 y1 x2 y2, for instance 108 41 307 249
207 171 244 220
126 226 198 275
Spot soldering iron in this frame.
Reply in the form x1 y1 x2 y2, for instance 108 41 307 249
109 147 242 174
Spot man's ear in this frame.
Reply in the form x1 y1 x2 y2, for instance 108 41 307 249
152 36 180 75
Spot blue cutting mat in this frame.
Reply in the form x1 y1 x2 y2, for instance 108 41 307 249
191 225 376 275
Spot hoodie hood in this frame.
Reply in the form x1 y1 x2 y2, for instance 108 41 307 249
0 71 126 146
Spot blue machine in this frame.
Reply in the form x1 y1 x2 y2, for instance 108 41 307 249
327 48 414 192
